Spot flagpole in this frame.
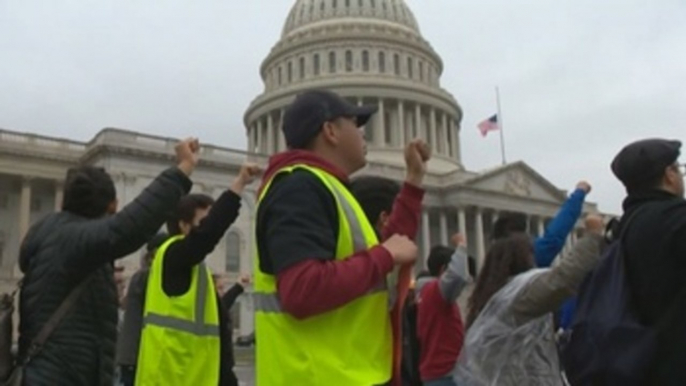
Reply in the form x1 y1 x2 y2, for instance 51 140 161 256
495 86 507 165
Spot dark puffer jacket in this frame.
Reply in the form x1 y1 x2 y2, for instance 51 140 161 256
18 167 191 386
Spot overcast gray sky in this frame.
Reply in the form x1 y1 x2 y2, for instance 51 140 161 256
1 0 684 214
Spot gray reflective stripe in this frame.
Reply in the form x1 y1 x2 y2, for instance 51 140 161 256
253 292 282 313
328 186 367 252
144 313 220 336
196 263 208 325
144 262 219 336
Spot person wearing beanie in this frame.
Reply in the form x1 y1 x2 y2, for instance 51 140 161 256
610 138 686 385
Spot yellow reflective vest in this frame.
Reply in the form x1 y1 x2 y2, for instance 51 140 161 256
135 235 221 386
254 164 392 386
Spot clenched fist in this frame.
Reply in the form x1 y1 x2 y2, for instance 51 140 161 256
382 234 418 265
230 163 262 194
404 139 431 187
175 138 200 176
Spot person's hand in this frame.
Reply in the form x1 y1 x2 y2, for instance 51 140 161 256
381 234 418 265
404 139 431 187
230 163 262 194
576 181 592 194
451 233 467 248
238 274 252 287
175 138 200 176
584 214 604 235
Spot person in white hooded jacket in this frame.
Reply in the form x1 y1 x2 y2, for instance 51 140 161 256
454 214 605 386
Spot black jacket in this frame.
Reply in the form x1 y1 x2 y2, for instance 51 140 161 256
18 167 191 386
621 190 686 385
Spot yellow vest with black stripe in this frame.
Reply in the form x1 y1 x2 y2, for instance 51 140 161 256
254 165 392 386
135 235 221 386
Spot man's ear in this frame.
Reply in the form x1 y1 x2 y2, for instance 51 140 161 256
320 121 340 146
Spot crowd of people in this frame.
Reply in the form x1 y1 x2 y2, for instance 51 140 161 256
2 87 684 386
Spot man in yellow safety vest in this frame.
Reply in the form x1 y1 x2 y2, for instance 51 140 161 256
254 89 430 386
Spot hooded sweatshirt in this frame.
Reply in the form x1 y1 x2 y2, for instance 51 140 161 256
255 150 423 386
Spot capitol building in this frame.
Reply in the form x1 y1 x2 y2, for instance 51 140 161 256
0 0 599 334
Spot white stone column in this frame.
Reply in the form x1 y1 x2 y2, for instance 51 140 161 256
439 211 448 246
266 114 275 155
458 207 468 240
538 217 546 237
441 112 448 155
54 180 64 211
414 103 422 140
430 108 437 151
398 100 405 147
278 109 286 151
475 207 486 270
376 99 385 147
19 177 32 240
255 121 263 153
445 117 453 157
422 210 431 261
453 120 461 162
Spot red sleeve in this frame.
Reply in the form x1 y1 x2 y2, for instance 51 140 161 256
381 182 424 241
276 245 394 319
382 182 424 386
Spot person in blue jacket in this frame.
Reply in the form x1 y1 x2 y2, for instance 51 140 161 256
492 181 592 328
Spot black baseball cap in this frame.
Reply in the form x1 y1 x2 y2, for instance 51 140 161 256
611 138 681 191
282 89 378 149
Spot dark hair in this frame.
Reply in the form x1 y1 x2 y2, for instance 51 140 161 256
416 270 432 280
466 234 535 329
350 176 401 227
166 194 214 235
427 245 454 276
492 212 528 240
62 166 116 219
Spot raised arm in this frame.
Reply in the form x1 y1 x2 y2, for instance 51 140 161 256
512 215 605 323
534 181 590 267
64 139 199 272
438 234 471 302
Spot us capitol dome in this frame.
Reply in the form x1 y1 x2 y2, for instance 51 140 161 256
244 0 464 173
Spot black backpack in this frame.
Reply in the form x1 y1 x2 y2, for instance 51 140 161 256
560 211 655 386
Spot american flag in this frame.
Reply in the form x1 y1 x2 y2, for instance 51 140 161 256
477 114 499 137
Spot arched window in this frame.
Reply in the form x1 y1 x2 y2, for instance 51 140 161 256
362 50 370 72
287 61 293 83
407 57 413 79
313 53 321 76
278 66 282 85
332 0 338 9
394 54 400 75
329 51 337 73
378 51 386 73
345 50 353 72
299 57 305 79
225 232 240 272
419 61 424 82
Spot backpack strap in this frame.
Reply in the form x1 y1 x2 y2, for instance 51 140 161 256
21 275 93 364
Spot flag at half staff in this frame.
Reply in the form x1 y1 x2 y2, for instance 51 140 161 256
478 114 499 137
